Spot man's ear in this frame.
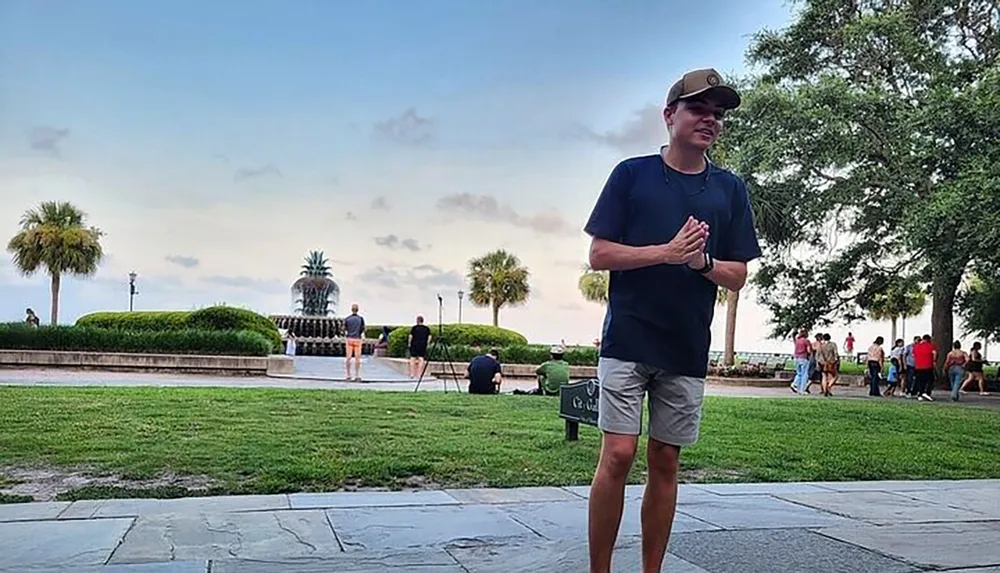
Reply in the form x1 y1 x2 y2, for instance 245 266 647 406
663 103 677 129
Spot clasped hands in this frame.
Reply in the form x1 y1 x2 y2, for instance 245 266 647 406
661 216 710 269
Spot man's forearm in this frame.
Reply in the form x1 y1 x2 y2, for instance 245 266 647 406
699 259 749 291
589 238 666 271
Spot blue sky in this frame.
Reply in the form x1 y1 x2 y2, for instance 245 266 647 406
2 0 938 352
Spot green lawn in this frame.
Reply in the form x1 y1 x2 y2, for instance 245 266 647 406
0 387 998 501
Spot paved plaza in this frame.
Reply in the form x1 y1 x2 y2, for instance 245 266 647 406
1 479 998 572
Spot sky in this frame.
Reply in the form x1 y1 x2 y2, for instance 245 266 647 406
0 0 951 354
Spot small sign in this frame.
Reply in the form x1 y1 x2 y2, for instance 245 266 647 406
559 379 600 440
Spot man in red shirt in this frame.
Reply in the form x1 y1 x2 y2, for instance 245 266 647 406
911 334 937 401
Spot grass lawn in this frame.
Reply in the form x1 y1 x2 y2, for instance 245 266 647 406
0 387 998 501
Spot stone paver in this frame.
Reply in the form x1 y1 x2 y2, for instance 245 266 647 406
2 480 999 572
0 517 135 570
817 521 1000 570
108 509 339 564
447 538 712 572
675 493 854 529
777 490 990 524
325 504 537 552
288 490 457 509
0 500 70 522
668 529 919 573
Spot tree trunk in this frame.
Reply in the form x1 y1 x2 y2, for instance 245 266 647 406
49 272 61 326
930 272 962 388
491 303 499 327
890 316 897 344
723 289 740 366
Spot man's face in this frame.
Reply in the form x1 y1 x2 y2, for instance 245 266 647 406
664 95 727 150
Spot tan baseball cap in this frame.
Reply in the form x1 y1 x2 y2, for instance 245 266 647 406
665 68 741 110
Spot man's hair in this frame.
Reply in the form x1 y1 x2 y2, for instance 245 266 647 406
416 316 423 324
488 348 500 359
914 336 921 342
822 333 831 341
351 304 359 312
25 308 33 314
922 334 932 341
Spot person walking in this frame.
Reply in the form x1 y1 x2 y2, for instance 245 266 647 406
792 329 811 394
583 68 761 573
343 304 365 381
866 337 885 397
817 332 839 396
903 336 919 396
960 341 989 396
911 334 937 401
943 341 969 401
407 316 432 379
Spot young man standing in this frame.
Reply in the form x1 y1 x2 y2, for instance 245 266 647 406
583 68 761 573
343 304 365 381
407 315 432 378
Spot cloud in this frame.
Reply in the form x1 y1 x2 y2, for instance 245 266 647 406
357 264 463 292
165 255 199 269
572 104 666 155
370 196 391 211
374 234 422 252
234 163 282 182
200 275 286 294
345 211 358 221
435 193 576 236
373 108 435 146
27 126 70 157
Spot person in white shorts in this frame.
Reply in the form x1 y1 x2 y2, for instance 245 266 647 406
583 68 762 573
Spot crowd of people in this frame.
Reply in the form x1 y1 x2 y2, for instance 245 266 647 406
791 330 992 402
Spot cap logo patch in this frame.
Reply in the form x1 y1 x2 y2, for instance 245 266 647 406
706 74 720 86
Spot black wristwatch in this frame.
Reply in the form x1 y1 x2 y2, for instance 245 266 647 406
694 252 714 274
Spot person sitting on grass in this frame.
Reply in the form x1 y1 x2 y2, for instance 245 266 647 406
468 349 503 395
534 345 570 396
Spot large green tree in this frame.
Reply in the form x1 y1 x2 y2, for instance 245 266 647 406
467 249 530 326
7 201 105 325
957 270 1000 343
738 0 1000 367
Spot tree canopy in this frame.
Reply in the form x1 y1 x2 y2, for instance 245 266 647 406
734 0 1000 356
467 249 530 327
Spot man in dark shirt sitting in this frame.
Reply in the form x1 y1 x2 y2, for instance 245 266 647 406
407 315 432 379
467 349 503 394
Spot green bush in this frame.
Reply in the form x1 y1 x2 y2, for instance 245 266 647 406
409 343 597 366
0 323 272 356
76 306 282 352
387 323 527 357
366 325 406 339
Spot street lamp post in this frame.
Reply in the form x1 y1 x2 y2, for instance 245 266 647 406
457 290 464 324
129 271 139 312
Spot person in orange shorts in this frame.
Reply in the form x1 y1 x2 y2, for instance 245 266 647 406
343 303 365 381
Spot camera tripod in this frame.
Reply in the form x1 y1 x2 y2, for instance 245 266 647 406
414 294 462 392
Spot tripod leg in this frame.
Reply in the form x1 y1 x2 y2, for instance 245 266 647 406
440 343 462 393
415 342 434 392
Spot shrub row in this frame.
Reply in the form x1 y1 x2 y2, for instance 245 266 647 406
386 324 528 357
76 306 282 352
406 343 598 366
0 323 274 356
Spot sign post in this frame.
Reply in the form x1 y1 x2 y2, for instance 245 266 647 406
558 379 600 441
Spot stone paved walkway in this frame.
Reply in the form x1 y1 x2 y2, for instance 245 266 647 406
1 479 997 572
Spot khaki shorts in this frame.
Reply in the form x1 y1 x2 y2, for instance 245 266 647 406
346 338 363 356
597 357 706 447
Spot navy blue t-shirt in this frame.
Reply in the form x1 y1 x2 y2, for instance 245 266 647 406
584 153 762 378
468 354 502 392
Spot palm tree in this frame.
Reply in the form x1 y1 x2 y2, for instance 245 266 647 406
292 250 340 316
578 265 609 304
6 201 104 325
866 278 927 342
716 287 740 366
467 249 530 326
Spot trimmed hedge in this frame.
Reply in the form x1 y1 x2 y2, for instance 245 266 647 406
76 306 282 352
387 324 527 357
0 323 273 356
365 324 406 340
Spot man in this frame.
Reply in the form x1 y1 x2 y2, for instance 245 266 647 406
805 332 824 394
867 337 885 397
817 332 840 396
583 68 761 573
535 345 571 396
343 304 365 381
845 332 855 356
792 329 811 394
407 316 432 379
903 336 919 396
912 334 937 401
467 349 502 394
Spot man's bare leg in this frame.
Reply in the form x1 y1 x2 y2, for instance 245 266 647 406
641 439 681 573
589 433 638 573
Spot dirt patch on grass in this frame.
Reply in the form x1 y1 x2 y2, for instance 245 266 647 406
0 465 218 502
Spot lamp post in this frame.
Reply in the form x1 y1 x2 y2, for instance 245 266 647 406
129 271 138 312
457 290 464 324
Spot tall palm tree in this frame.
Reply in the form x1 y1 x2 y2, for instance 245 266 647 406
292 250 340 316
716 287 740 366
467 249 530 326
6 201 104 325
866 278 927 343
578 265 609 304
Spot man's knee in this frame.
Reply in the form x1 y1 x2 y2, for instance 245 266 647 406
647 439 680 479
598 434 638 478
